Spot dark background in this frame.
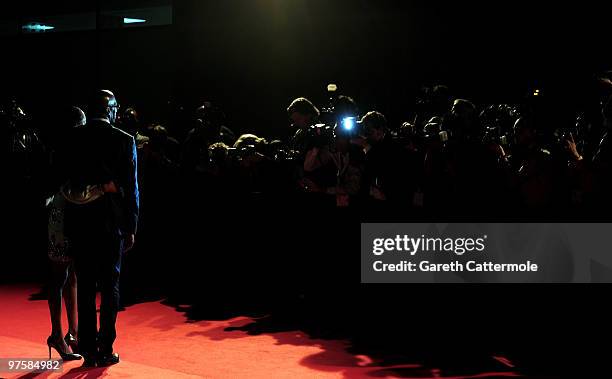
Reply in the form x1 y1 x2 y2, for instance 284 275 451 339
2 0 611 137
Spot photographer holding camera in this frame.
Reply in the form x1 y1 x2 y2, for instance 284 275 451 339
360 111 415 208
181 102 235 174
438 99 510 215
299 96 364 207
287 97 321 155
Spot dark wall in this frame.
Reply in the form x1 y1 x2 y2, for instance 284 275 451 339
3 27 174 123
2 0 611 137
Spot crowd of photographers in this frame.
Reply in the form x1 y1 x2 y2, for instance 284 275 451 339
2 79 611 300
287 87 611 217
4 80 612 222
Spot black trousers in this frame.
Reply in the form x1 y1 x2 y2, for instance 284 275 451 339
73 232 123 358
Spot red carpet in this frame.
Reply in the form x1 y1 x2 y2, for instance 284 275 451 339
0 284 521 378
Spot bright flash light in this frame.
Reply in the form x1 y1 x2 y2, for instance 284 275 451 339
123 17 147 24
22 23 55 31
533 89 540 96
342 117 355 131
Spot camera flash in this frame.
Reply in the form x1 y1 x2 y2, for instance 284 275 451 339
342 117 355 131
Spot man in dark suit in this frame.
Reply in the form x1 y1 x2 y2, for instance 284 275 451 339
63 90 139 367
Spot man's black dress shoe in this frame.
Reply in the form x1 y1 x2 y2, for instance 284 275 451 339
97 352 120 366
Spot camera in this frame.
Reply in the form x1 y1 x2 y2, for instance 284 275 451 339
422 119 443 142
318 83 361 138
553 127 580 146
302 123 334 149
271 147 300 162
319 83 339 125
227 145 259 161
480 104 519 146
335 116 362 139
482 125 500 144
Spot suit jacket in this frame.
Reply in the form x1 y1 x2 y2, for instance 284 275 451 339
62 119 139 236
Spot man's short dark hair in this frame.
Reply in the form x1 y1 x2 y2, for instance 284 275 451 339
361 111 387 131
334 95 358 118
453 98 476 114
287 97 320 117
